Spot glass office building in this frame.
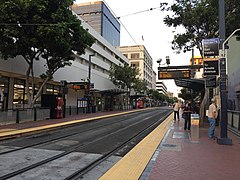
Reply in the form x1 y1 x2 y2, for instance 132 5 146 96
72 1 120 47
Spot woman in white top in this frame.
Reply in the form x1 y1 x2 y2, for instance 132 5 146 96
173 100 180 121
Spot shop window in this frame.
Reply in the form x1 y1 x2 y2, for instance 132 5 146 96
46 84 54 94
13 79 25 106
0 76 9 110
53 85 60 95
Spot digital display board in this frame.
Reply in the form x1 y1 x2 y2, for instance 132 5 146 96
158 70 191 79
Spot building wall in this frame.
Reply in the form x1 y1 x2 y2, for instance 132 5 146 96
227 36 240 110
152 71 157 90
156 81 167 95
117 45 155 90
0 11 129 109
72 1 120 46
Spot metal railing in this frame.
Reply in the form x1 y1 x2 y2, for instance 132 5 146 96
0 108 50 125
227 110 240 134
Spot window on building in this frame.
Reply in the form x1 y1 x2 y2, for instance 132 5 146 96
46 84 54 94
131 53 139 59
53 85 60 95
0 76 9 110
13 79 25 106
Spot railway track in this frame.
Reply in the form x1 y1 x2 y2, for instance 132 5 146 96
0 108 172 180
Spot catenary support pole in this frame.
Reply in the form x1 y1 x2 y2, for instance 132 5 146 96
217 0 232 145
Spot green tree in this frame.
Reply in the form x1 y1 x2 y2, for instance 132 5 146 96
178 88 192 101
133 79 148 95
178 87 199 101
160 0 240 55
109 63 139 92
0 0 95 107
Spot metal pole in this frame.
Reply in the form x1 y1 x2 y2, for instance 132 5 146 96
217 0 232 145
87 54 94 113
191 48 194 78
190 48 194 108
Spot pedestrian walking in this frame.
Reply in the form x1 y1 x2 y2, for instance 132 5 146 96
173 100 180 121
208 98 218 140
183 102 192 130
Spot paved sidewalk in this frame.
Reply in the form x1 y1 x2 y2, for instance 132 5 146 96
144 120 240 180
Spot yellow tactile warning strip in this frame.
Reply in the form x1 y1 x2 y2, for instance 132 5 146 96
0 108 151 140
100 113 173 180
0 129 16 133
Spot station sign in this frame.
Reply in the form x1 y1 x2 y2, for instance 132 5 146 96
70 84 88 90
203 38 219 57
203 60 219 76
158 70 190 79
205 76 217 88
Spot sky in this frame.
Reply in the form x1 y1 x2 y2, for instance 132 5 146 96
75 0 196 97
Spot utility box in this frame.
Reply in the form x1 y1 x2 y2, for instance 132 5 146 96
191 114 200 139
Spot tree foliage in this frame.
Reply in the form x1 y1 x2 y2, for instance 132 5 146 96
0 0 95 107
146 89 176 105
109 63 139 92
178 87 199 101
160 0 240 55
133 79 148 94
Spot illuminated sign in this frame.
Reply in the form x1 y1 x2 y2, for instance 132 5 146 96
203 38 219 57
203 60 219 76
158 70 191 79
70 84 88 90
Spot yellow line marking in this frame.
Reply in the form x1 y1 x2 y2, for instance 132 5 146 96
0 129 16 133
100 113 173 180
0 108 153 139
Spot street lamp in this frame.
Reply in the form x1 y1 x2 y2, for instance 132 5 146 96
87 53 95 113
157 56 170 67
157 58 162 66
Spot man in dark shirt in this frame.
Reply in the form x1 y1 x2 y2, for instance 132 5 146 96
183 102 192 130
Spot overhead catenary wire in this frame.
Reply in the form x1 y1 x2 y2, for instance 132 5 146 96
117 7 160 19
102 0 160 51
1 1 160 51
0 22 80 26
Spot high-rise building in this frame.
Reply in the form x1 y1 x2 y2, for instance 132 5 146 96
156 80 167 95
117 45 156 90
72 1 120 47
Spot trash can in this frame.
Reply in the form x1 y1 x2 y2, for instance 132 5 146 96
191 114 200 139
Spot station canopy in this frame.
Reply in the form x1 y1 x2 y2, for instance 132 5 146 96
100 88 128 95
174 78 205 91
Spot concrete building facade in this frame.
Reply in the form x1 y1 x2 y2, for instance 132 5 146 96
156 81 167 95
227 36 240 110
0 12 129 112
117 45 156 90
72 1 120 47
